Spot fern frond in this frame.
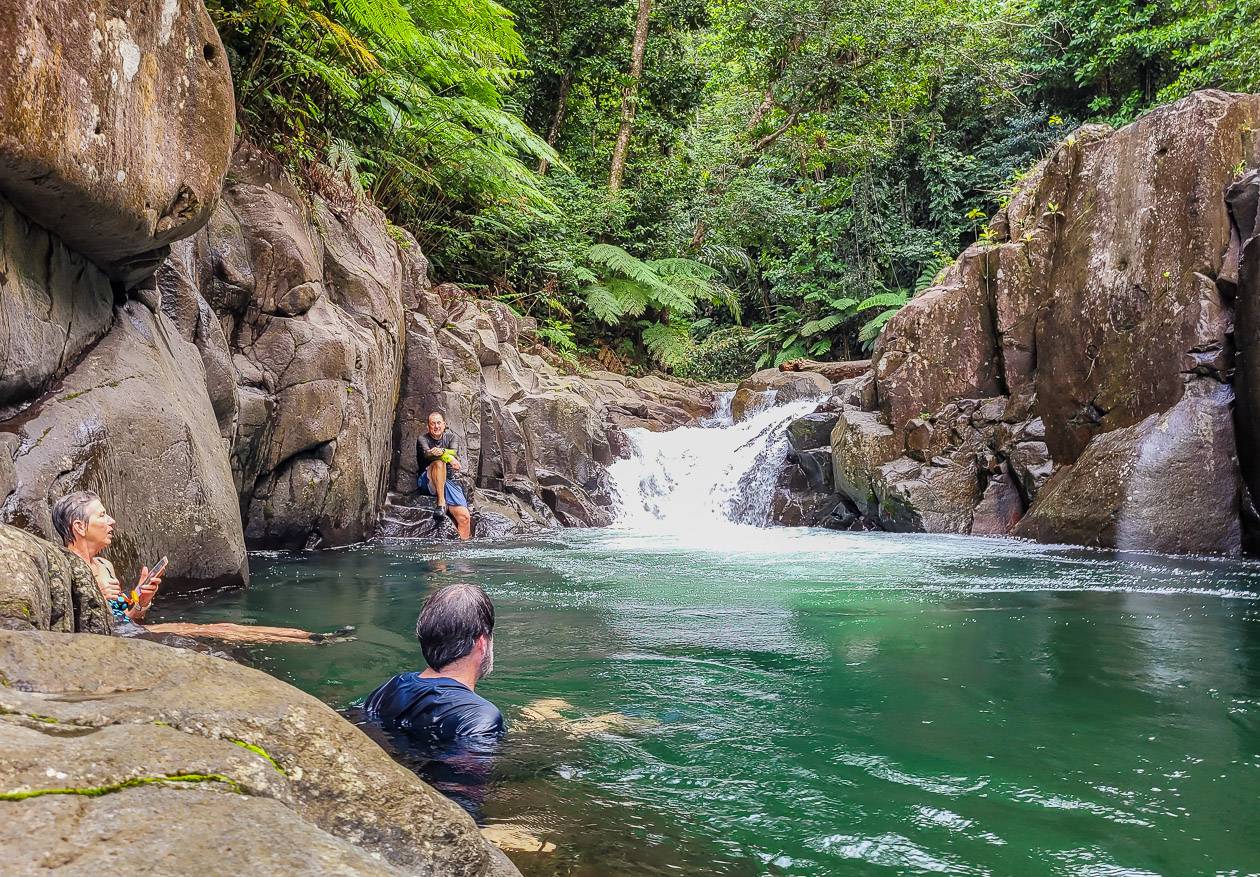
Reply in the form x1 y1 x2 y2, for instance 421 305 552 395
855 291 909 312
859 309 900 344
583 285 623 324
800 312 847 337
642 322 694 370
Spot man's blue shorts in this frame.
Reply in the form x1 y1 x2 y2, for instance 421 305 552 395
418 468 468 508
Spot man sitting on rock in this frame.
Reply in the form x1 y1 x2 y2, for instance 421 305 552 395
417 411 472 540
52 491 353 645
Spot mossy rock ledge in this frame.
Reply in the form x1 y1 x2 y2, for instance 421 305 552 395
0 526 519 876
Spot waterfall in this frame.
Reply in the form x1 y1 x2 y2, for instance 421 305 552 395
608 392 823 533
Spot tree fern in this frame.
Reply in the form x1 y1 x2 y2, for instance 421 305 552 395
584 284 622 324
642 321 694 370
855 291 909 312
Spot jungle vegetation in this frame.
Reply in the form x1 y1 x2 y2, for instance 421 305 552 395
207 0 1260 378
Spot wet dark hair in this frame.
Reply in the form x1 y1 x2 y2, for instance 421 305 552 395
415 583 494 670
51 490 101 546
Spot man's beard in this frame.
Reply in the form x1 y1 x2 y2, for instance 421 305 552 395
477 638 495 679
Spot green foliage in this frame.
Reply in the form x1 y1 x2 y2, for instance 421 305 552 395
674 327 760 382
208 0 556 228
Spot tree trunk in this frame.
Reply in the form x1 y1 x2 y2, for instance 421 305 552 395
538 69 574 176
608 0 652 192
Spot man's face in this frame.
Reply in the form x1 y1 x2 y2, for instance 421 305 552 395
428 414 445 437
77 499 115 551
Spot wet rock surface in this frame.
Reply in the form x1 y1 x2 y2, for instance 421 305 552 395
0 629 520 877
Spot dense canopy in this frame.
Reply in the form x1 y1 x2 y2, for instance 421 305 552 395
209 0 1260 377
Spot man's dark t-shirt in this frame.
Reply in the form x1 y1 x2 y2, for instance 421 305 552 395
364 673 504 742
417 430 460 468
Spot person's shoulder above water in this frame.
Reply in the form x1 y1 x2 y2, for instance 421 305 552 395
365 672 504 738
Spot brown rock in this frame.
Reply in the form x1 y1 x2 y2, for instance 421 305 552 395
1014 380 1241 555
831 410 902 517
874 455 981 534
731 369 831 422
0 0 235 283
970 467 1025 536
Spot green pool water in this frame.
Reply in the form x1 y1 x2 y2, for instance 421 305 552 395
158 527 1260 877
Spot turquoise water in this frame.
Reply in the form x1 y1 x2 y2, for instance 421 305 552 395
160 528 1260 876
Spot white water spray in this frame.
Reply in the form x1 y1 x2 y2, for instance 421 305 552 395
608 392 822 534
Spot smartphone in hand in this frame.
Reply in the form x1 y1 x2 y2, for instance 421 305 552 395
129 555 169 605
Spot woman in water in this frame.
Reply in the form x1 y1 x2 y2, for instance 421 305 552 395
52 491 352 644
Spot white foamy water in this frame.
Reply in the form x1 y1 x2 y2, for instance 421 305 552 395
608 391 821 535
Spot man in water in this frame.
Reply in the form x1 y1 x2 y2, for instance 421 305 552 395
364 582 503 740
362 583 503 817
417 411 472 540
52 491 352 644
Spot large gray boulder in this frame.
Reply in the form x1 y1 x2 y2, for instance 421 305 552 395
3 300 248 590
0 629 519 876
0 0 235 284
0 0 234 284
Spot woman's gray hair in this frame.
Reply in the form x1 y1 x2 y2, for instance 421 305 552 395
51 490 101 546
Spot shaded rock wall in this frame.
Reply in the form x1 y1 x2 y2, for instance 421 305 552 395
0 628 518 877
159 144 412 549
818 90 1260 555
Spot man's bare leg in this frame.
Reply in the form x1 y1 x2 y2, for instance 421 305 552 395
451 505 472 540
428 459 448 511
144 623 353 644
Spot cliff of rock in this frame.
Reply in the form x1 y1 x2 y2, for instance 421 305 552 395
781 90 1260 555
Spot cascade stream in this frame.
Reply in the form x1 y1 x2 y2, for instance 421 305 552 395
607 392 820 532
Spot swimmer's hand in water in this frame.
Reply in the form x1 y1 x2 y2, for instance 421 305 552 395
308 625 357 644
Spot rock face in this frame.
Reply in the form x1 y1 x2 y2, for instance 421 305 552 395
159 144 411 549
0 0 244 591
0 0 235 283
731 369 831 422
0 524 110 634
824 90 1260 555
0 629 518 877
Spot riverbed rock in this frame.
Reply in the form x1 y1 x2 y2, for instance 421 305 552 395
820 90 1260 554
1014 381 1242 554
0 628 519 877
731 369 831 422
787 412 840 452
830 410 902 517
0 0 235 283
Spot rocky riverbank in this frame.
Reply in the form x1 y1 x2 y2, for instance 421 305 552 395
767 90 1260 556
0 5 715 592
